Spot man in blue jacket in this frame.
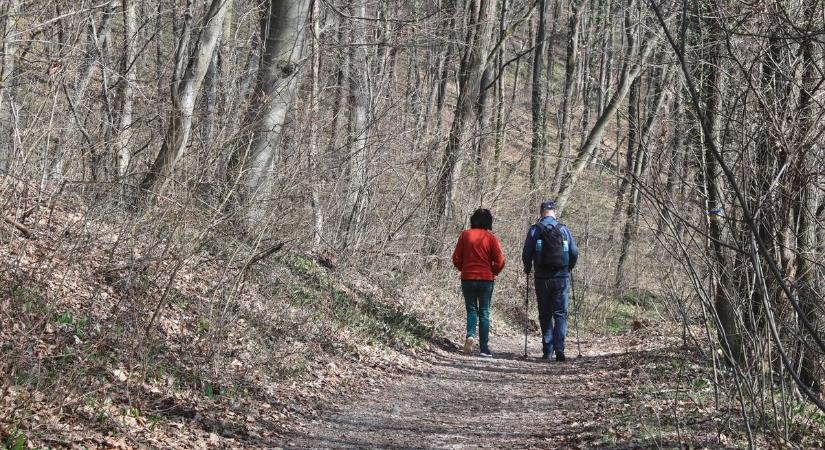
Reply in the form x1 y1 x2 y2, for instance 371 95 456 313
522 200 578 361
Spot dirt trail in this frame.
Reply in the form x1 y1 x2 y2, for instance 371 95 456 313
284 334 681 449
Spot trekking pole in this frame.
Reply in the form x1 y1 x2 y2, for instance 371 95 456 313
523 272 529 358
571 270 582 358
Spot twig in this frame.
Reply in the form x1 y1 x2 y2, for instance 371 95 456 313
648 0 825 415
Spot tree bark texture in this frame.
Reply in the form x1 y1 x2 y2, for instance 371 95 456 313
139 0 232 201
308 0 323 250
0 0 21 172
551 0 585 195
699 19 740 363
554 14 654 215
117 0 138 177
794 0 822 390
529 0 548 190
615 65 670 286
48 2 116 183
429 0 496 249
227 0 311 209
493 0 509 192
344 2 371 248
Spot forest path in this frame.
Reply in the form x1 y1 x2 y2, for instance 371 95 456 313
284 333 680 449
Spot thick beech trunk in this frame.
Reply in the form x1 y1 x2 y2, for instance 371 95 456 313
344 2 370 247
227 0 311 212
117 0 138 177
0 0 21 172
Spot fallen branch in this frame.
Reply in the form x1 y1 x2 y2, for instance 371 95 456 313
246 242 284 267
3 216 35 240
100 256 156 275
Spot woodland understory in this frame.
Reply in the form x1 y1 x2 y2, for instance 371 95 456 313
1 0 824 447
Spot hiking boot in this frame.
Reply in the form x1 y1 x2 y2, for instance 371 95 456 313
542 352 552 360
555 351 566 362
479 348 493 358
463 336 475 355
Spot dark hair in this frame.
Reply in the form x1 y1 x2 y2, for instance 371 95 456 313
470 208 493 230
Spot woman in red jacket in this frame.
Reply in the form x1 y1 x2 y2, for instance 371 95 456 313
452 208 505 357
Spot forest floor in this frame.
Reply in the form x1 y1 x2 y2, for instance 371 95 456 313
282 328 764 450
4 175 821 449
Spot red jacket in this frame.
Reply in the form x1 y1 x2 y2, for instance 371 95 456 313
452 229 506 281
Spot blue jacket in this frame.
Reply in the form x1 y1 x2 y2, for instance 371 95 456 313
522 216 578 279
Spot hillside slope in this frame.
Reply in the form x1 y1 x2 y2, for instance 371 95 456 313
2 175 527 448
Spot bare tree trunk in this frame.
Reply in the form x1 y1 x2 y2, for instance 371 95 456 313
238 32 261 107
421 0 458 198
792 0 820 390
326 22 349 157
47 2 116 184
529 0 547 189
590 0 613 169
202 8 232 172
542 0 562 140
224 0 311 215
0 0 21 173
615 65 670 286
796 159 820 390
202 48 220 160
597 0 613 115
612 61 672 223
117 0 138 177
578 0 597 144
76 4 116 107
155 0 165 97
138 0 231 201
173 0 195 94
492 0 508 191
699 20 740 362
344 2 371 248
430 0 458 150
308 0 323 250
551 0 584 195
610 76 640 226
656 85 683 235
473 67 494 199
555 14 654 214
428 0 496 251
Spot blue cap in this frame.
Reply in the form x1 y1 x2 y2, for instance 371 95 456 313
540 200 556 211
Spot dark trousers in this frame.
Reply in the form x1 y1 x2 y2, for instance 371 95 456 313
461 280 494 350
535 277 569 355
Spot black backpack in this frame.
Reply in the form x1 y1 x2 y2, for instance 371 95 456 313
535 221 567 270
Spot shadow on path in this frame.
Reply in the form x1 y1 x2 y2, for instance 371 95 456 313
282 335 685 449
